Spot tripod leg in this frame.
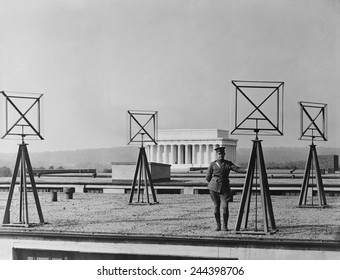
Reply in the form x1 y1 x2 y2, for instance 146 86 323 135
257 142 271 232
311 146 327 206
23 145 44 223
147 168 157 202
143 156 150 204
138 150 150 204
299 147 312 205
243 163 255 229
142 147 157 203
2 146 22 224
19 149 24 223
260 142 276 229
129 149 142 203
137 159 143 203
23 158 29 224
235 141 257 231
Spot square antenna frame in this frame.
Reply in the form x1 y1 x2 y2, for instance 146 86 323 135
230 80 284 136
127 110 158 145
299 101 327 141
1 91 44 140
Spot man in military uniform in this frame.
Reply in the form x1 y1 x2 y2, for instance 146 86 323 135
206 146 246 231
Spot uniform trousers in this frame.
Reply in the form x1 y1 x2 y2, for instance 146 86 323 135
209 190 229 215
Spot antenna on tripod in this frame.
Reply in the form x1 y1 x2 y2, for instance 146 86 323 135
1 91 45 227
127 110 159 205
298 101 328 208
231 80 284 235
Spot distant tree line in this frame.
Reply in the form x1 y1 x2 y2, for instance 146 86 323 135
239 161 306 170
0 165 69 177
36 165 65 170
266 161 306 170
0 166 12 177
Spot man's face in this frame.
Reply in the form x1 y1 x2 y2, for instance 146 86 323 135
216 152 225 161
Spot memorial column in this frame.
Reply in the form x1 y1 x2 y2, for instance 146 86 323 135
230 146 234 162
205 144 210 165
185 144 190 164
149 145 154 162
193 144 198 165
191 145 195 165
169 144 174 164
198 144 203 166
227 146 232 161
210 144 214 163
163 145 168 163
157 145 161 163
177 145 182 164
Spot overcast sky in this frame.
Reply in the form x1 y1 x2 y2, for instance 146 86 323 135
0 0 339 153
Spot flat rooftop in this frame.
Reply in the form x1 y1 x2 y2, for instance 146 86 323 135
0 191 339 242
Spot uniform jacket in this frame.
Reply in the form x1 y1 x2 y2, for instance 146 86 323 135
206 159 238 193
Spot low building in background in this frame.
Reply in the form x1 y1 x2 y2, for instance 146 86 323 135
111 161 171 182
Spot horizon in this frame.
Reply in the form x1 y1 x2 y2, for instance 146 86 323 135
0 143 339 156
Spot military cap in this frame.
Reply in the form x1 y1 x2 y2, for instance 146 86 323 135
214 146 225 154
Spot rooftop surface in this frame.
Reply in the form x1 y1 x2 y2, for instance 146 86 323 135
0 191 339 242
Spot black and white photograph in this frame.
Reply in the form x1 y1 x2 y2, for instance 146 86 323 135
0 0 339 278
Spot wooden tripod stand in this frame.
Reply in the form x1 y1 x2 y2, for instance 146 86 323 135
2 141 44 227
234 137 276 234
128 146 158 205
298 143 327 207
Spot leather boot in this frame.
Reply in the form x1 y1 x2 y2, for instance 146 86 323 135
222 212 229 231
214 213 221 231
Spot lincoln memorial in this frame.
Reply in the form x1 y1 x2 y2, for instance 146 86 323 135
146 129 238 169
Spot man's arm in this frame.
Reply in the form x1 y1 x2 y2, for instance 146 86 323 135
206 163 213 182
231 164 247 174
